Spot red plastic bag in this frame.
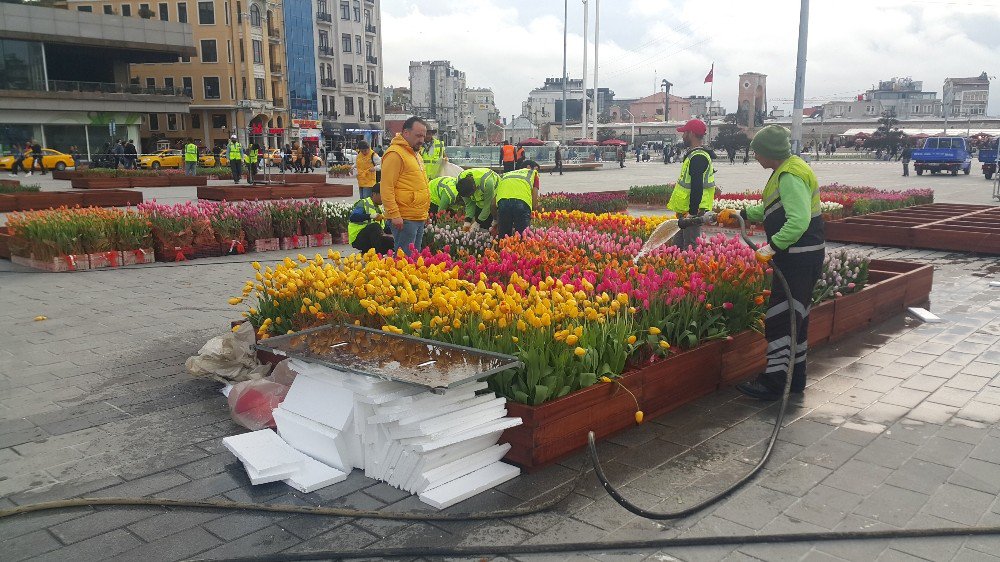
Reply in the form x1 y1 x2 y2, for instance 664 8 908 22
227 379 289 430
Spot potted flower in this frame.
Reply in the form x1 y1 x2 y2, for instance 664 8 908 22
328 164 352 178
272 201 306 249
300 199 331 247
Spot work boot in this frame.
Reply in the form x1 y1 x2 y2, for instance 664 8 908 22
736 375 801 401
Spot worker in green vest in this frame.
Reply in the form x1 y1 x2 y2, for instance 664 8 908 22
226 135 245 185
183 138 198 176
667 119 716 248
429 176 475 216
348 184 394 254
494 160 540 237
459 167 500 231
717 125 826 401
244 142 260 184
420 128 447 179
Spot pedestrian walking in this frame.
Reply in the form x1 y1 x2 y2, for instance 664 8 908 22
9 142 27 176
112 140 124 169
282 143 292 172
717 125 826 401
245 142 260 183
303 144 314 173
381 116 431 253
125 140 138 169
554 146 564 175
618 147 626 168
901 146 912 177
30 140 46 175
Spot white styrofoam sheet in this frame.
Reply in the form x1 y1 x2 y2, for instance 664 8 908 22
418 462 520 509
222 430 305 479
273 407 355 472
284 457 348 493
281 372 356 430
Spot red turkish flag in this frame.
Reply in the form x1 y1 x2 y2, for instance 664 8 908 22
704 65 714 84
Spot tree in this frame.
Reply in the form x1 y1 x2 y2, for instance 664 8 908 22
867 111 904 152
138 6 155 18
712 114 750 155
597 128 617 142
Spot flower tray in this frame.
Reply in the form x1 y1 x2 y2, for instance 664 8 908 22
88 251 123 269
253 238 280 253
222 239 248 255
30 254 90 272
155 245 194 262
280 235 308 250
120 248 155 266
307 233 333 247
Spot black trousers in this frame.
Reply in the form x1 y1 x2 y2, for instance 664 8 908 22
502 162 515 173
760 251 824 393
554 160 563 174
352 223 394 254
497 199 531 238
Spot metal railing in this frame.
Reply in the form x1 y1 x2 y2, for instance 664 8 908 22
42 80 189 96
365 24 376 34
368 84 379 93
270 64 282 73
318 45 334 57
317 11 332 22
366 55 378 65
320 78 337 88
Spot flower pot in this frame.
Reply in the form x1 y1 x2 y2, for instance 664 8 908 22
501 371 644 471
87 251 121 269
338 231 349 245
721 330 767 386
253 238 280 252
155 245 193 262
280 235 307 250
307 233 333 248
120 248 155 266
10 253 33 267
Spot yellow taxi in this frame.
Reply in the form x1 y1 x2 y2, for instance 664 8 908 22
0 148 76 171
198 153 229 167
262 148 322 168
138 149 184 169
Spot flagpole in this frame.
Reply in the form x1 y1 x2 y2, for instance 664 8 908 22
707 63 714 144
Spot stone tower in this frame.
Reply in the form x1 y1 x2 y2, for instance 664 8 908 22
738 72 767 129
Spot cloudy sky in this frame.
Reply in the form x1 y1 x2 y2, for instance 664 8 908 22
380 0 999 120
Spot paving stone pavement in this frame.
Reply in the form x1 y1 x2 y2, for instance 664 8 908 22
2 234 1000 560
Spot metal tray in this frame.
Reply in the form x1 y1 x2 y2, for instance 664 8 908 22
255 324 521 392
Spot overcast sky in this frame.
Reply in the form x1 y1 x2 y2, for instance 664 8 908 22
381 0 999 120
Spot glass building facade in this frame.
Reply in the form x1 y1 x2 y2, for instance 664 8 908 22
285 0 318 120
0 39 46 91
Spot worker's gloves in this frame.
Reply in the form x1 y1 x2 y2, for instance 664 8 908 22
755 244 776 264
717 209 742 228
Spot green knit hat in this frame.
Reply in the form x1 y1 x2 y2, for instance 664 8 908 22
750 125 791 160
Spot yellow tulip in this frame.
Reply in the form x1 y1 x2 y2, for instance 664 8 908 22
228 297 243 305
659 340 671 350
566 334 579 346
410 321 423 331
252 261 261 270
600 376 612 383
627 335 637 345
649 326 661 335
511 336 519 343
574 347 587 357
635 411 644 424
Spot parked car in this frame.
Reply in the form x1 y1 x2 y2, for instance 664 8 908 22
912 137 972 176
327 148 357 165
0 148 76 171
978 138 998 180
198 153 229 167
138 149 183 169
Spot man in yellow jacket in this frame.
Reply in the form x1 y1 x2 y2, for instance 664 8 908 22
381 116 430 253
353 140 381 199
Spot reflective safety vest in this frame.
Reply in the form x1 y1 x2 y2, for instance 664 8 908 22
356 150 376 187
228 142 243 160
761 155 825 253
429 176 460 211
347 197 385 245
184 143 198 162
667 148 716 214
501 145 516 163
495 168 537 209
244 147 259 164
421 138 445 179
460 168 500 210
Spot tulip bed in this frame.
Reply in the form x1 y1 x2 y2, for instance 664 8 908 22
536 192 628 214
235 210 871 406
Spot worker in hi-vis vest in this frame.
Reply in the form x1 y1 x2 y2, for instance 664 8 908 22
183 139 198 176
666 119 716 248
500 141 516 173
494 160 540 238
226 135 245 185
420 128 446 179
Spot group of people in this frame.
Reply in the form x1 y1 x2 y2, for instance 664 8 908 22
666 117 827 403
7 140 46 176
347 117 541 256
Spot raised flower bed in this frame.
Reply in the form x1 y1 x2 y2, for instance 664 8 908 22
231 210 933 469
825 204 1000 255
69 169 209 189
197 184 352 201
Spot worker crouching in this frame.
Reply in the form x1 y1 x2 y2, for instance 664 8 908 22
494 160 540 238
348 184 395 255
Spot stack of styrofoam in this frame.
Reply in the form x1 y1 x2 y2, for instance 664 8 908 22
222 429 348 493
225 359 523 508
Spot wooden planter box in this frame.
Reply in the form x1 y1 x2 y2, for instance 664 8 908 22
269 173 326 183
314 184 353 198
0 179 20 188
721 330 767 386
80 189 142 208
0 226 11 259
0 195 16 213
642 340 725 419
197 186 273 201
129 177 171 188
15 192 84 210
271 185 315 199
830 288 877 341
808 300 835 347
168 175 208 186
71 177 132 189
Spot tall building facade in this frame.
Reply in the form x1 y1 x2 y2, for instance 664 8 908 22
464 87 498 145
737 72 767 128
306 0 385 148
409 60 467 145
69 0 289 151
944 73 990 117
822 77 941 120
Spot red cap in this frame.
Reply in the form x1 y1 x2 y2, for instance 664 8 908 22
676 119 707 136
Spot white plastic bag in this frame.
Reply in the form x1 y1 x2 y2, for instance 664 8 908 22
185 323 271 383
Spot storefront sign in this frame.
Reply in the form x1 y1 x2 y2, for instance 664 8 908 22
250 122 265 135
292 119 320 129
300 128 321 139
268 128 284 134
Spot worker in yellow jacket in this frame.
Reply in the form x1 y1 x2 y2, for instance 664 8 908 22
380 116 430 253
354 140 381 199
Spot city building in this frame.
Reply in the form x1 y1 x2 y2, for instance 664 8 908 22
68 0 289 151
0 3 194 158
409 60 469 145
944 72 990 117
822 77 940 120
465 87 499 145
737 72 767 128
304 0 385 149
626 91 691 124
521 77 613 127
383 85 412 113
686 95 725 120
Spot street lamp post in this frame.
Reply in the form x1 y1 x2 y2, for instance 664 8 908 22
622 107 636 148
661 79 672 164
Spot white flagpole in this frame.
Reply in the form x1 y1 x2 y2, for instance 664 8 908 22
707 63 714 143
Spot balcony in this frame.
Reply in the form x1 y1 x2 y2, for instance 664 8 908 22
323 111 339 120
318 45 334 58
273 97 286 108
368 84 379 93
321 78 337 88
270 63 282 74
371 114 381 122
0 79 191 115
268 28 280 40
366 55 378 65
365 24 376 34
317 11 332 23
49 80 189 97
